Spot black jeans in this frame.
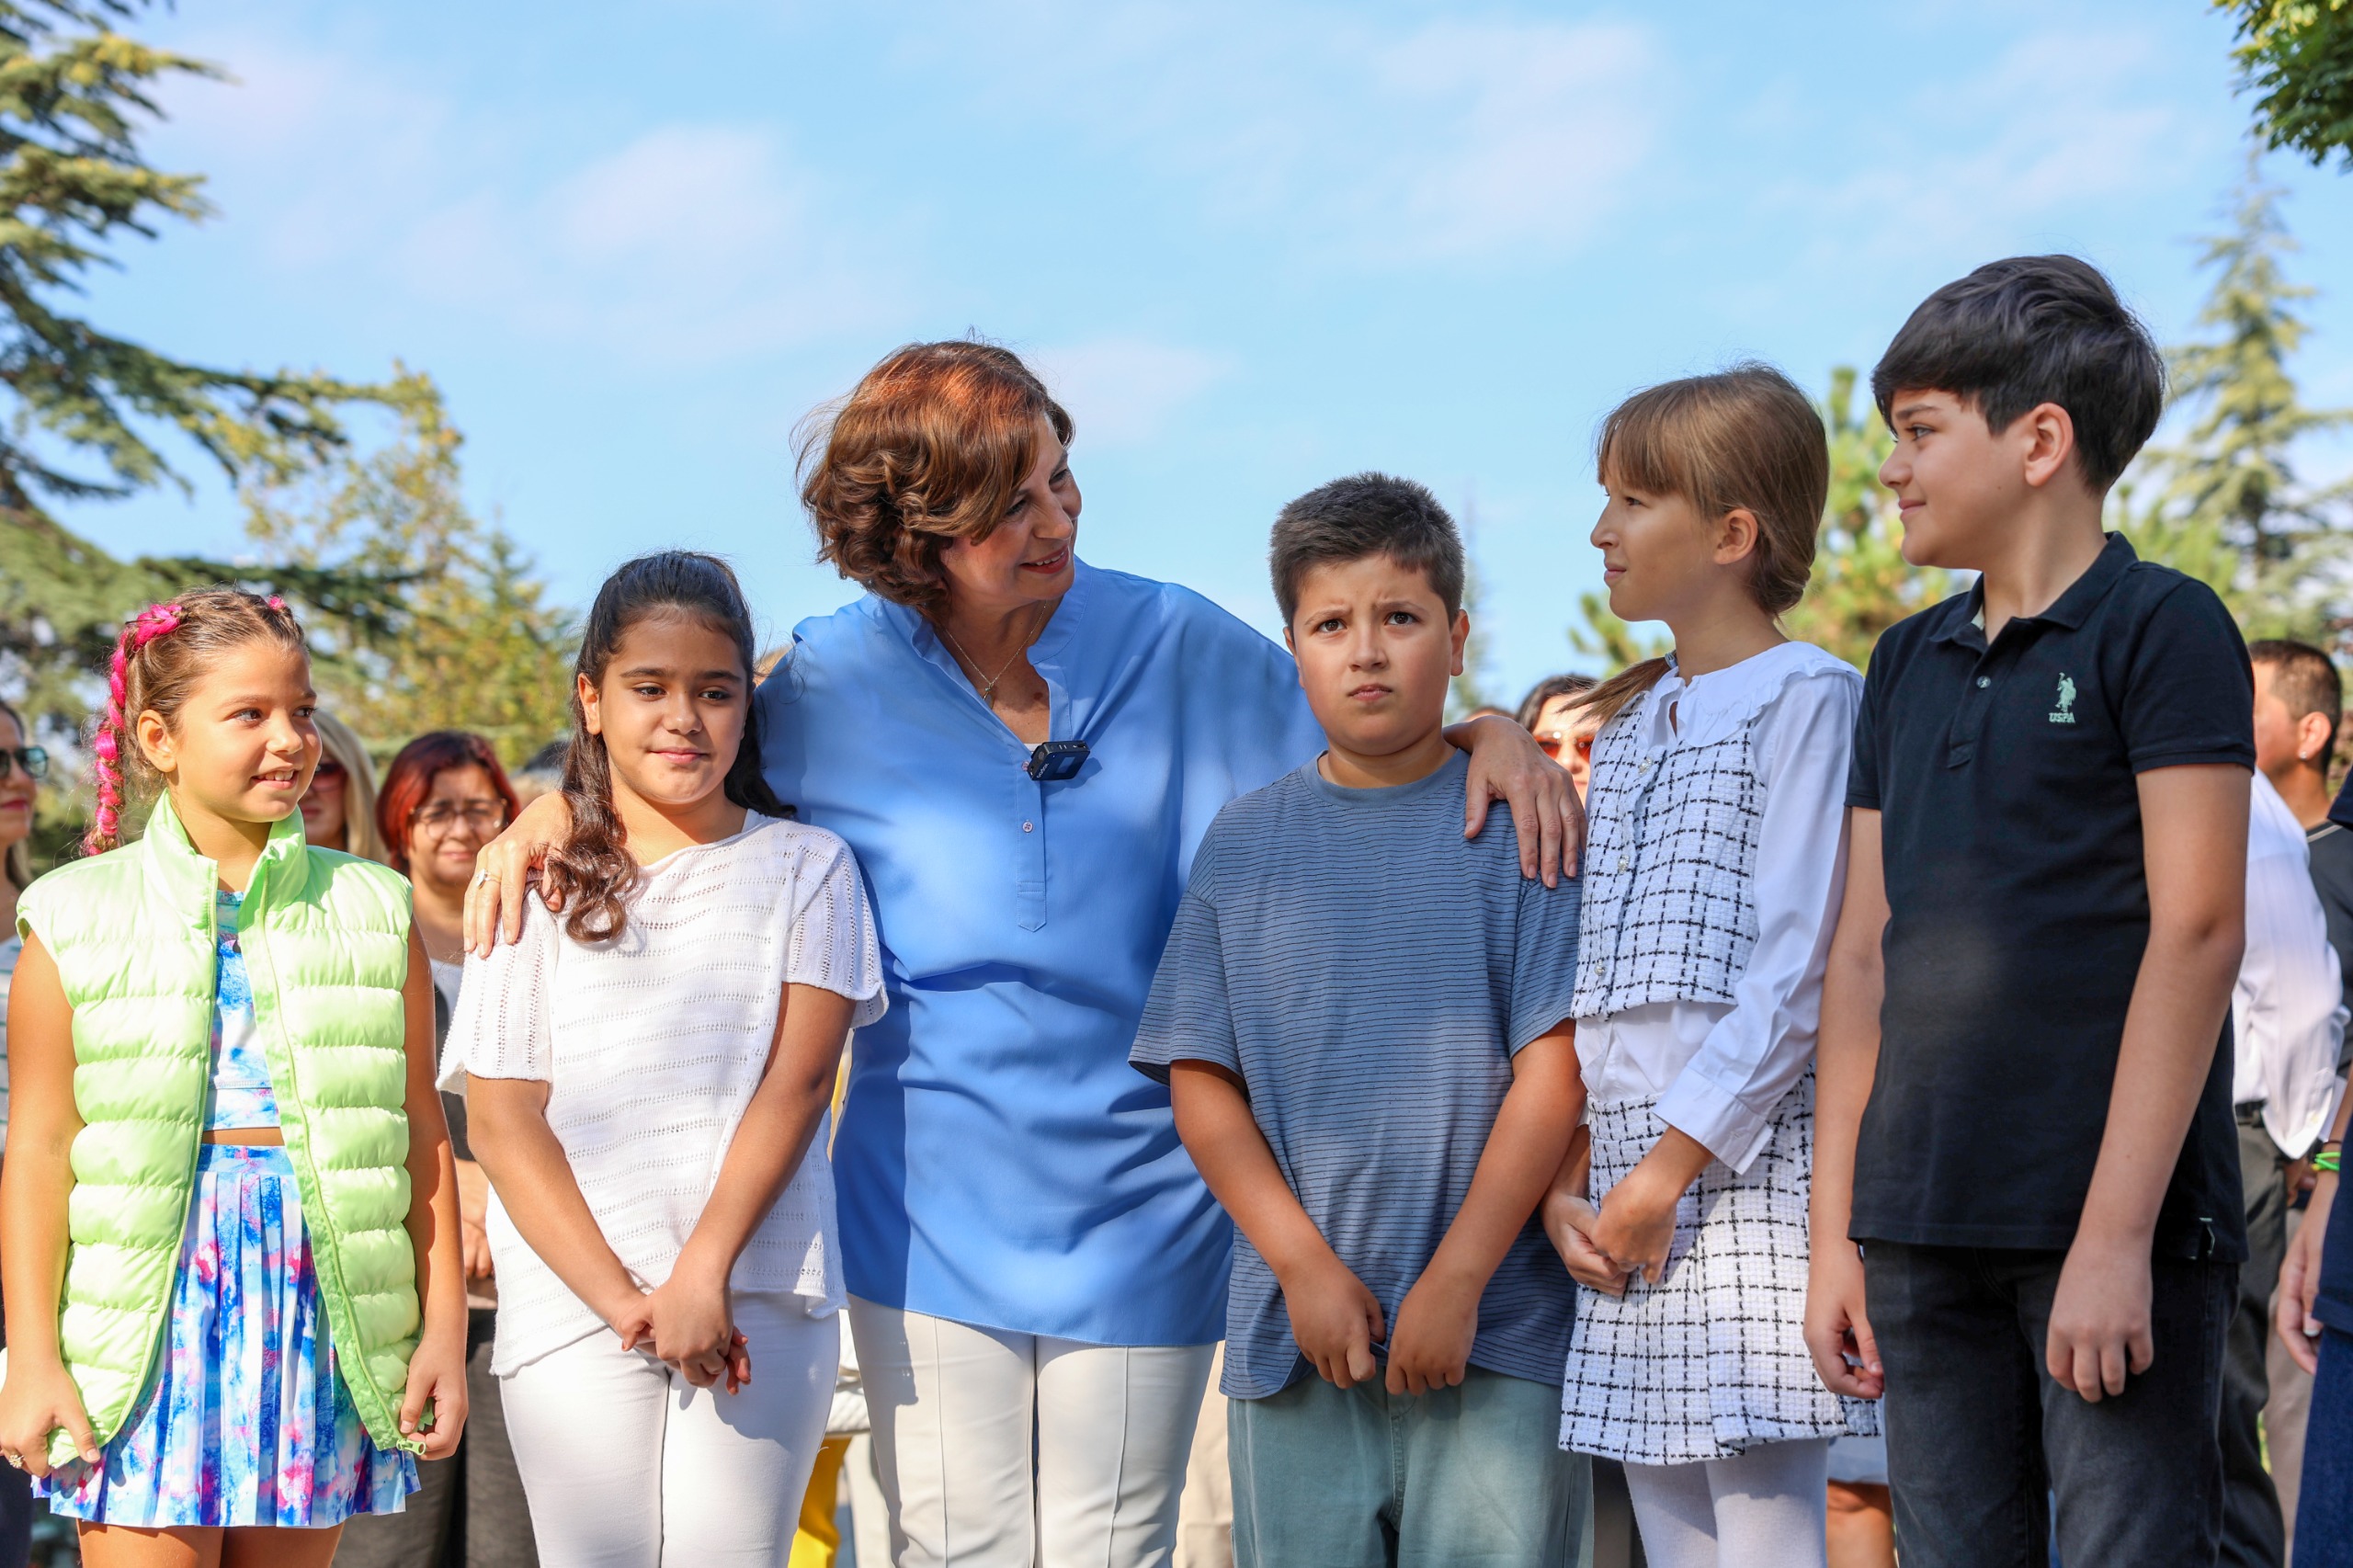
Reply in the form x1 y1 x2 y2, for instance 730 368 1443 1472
1863 1240 2234 1568
2222 1113 2290 1568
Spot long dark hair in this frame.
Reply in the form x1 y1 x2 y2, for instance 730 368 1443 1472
541 551 793 942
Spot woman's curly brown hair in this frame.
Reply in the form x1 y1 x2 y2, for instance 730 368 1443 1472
798 341 1074 618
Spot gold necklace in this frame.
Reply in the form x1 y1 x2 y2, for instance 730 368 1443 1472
940 605 1045 699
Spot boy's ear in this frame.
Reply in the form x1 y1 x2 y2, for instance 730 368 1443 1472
2017 402 2082 492
1449 608 1470 679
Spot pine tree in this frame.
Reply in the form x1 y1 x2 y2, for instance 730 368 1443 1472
2220 0 2353 169
2125 166 2353 639
0 2 408 744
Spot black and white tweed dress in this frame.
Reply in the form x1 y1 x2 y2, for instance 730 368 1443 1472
1561 1073 1877 1464
1559 648 1878 1464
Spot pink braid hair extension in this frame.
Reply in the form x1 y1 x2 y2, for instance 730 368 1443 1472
84 602 186 856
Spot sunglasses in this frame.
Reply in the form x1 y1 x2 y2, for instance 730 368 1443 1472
1534 733 1594 761
0 745 49 781
311 757 347 783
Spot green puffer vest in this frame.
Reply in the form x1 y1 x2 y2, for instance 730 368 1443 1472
17 798 423 1464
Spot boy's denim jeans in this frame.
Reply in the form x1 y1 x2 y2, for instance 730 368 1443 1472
1862 1241 2232 1568
2294 1325 2353 1567
1228 1364 1592 1568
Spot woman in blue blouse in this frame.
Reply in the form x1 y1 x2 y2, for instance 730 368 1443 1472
468 341 1575 1568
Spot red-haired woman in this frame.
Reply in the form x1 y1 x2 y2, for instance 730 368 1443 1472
337 733 539 1568
466 341 1578 1567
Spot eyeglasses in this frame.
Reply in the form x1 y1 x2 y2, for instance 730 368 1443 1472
1534 733 1595 762
310 758 347 785
0 746 49 781
414 801 508 835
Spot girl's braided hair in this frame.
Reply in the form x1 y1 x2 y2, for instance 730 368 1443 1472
85 587 305 857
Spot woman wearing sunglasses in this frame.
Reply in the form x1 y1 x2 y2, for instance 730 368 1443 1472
1518 674 1602 801
0 698 45 1568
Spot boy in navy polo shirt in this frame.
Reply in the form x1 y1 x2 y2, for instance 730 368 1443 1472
1131 474 1590 1567
1803 256 2255 1568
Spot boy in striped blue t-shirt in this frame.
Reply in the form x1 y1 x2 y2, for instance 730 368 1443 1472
1131 472 1588 1567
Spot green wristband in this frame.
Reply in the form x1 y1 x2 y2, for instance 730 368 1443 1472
2315 1150 2343 1176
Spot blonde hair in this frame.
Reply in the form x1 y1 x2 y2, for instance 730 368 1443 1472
1578 364 1829 730
311 710 390 864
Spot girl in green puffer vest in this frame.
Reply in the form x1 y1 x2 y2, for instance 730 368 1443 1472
0 588 470 1565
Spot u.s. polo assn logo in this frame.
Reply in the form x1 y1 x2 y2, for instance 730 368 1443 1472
2050 674 2078 724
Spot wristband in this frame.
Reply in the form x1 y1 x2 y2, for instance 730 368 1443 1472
2316 1150 2343 1176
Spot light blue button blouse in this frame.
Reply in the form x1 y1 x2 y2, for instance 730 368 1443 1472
757 560 1324 1345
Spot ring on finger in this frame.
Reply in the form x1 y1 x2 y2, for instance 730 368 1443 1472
472 869 498 889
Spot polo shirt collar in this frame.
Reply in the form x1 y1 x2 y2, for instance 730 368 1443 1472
1930 531 2138 651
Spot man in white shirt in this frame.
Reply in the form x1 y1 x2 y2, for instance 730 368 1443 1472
2222 766 2347 1568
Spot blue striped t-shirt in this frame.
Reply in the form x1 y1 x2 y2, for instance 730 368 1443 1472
1131 751 1583 1399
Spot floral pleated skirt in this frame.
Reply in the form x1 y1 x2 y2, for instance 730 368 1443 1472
38 1143 417 1528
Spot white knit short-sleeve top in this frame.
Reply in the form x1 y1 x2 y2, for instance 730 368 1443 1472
438 813 887 1372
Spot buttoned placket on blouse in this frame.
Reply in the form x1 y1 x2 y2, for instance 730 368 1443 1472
911 585 1083 935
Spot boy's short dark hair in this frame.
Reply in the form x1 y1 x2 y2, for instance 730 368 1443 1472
2251 638 2343 767
1269 473 1465 627
1871 255 2163 492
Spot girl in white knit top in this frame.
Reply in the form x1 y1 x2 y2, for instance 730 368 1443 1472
440 552 884 1567
1545 368 1877 1568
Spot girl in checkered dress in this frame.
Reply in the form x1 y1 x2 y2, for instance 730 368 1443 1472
1542 367 1878 1568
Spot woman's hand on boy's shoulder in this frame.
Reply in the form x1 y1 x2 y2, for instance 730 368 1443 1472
1456 715 1584 886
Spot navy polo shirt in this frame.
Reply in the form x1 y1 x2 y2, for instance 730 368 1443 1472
1847 533 2253 1260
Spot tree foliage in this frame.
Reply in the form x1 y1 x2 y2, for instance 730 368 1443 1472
241 392 576 767
2221 0 2353 169
0 0 409 746
2121 168 2352 641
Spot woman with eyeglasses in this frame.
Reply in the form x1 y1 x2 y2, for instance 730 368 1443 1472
335 732 538 1568
300 711 392 864
0 699 43 1568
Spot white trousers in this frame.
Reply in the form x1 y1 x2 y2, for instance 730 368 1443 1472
1623 1437 1832 1568
500 1295 837 1567
847 1295 1216 1568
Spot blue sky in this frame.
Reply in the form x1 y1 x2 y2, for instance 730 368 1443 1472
80 0 2353 705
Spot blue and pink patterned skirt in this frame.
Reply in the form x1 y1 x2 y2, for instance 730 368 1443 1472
38 1143 417 1528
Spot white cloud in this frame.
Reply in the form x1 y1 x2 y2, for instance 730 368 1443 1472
1029 338 1233 447
1756 32 2202 267
929 5 1664 268
394 124 896 364
153 39 900 366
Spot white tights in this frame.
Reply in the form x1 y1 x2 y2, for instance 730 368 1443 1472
1622 1438 1832 1568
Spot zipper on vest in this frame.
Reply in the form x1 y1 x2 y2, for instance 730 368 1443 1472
240 853 426 1457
